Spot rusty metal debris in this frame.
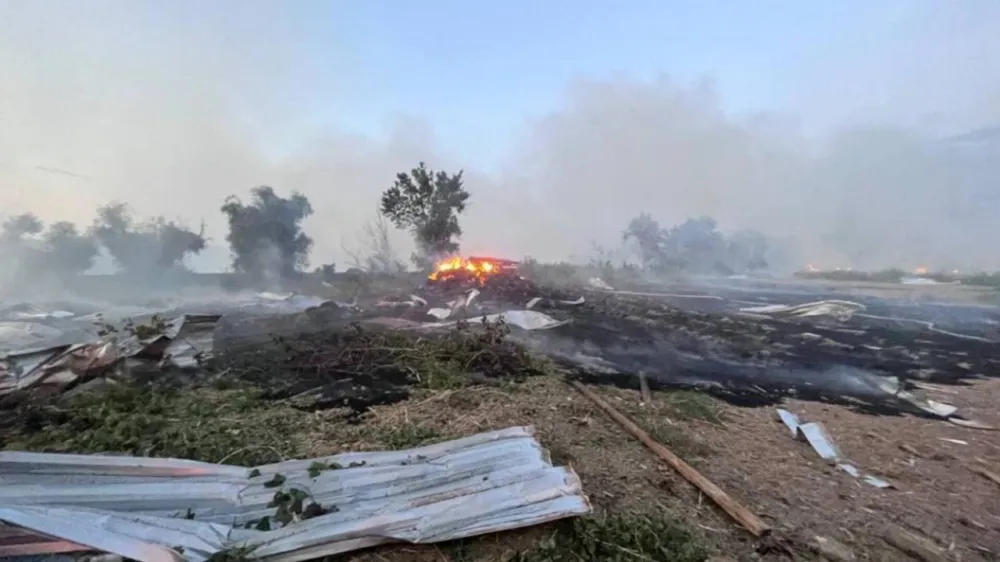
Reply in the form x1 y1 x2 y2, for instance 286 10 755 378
0 314 220 398
0 426 591 561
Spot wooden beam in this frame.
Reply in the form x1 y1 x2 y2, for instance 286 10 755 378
569 380 771 537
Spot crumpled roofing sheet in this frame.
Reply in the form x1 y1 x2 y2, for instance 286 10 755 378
0 426 591 561
0 314 219 396
739 300 866 321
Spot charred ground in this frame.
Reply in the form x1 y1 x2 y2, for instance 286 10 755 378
2 271 1000 561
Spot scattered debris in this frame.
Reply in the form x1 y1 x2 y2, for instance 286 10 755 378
739 300 865 321
0 426 591 561
587 277 614 291
424 310 568 331
947 418 997 431
875 377 962 418
775 409 892 489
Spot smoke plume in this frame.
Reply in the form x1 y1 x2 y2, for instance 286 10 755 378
2 0 999 285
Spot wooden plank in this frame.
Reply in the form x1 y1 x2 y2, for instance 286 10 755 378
638 372 651 403
569 380 771 537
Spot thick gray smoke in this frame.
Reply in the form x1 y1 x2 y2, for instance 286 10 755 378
2 1 999 282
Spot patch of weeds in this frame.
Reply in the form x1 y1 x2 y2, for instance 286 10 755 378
511 515 708 562
4 382 303 465
372 424 442 450
442 538 477 561
663 390 726 424
417 354 468 390
649 425 714 460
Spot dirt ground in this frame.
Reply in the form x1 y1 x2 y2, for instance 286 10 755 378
5 275 999 561
266 371 998 562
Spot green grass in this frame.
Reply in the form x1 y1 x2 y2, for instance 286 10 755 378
371 424 443 450
663 390 727 425
649 425 715 460
510 516 708 562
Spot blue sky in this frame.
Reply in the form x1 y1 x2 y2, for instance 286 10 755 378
277 0 915 169
5 0 999 272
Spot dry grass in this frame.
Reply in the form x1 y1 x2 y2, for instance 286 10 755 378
294 376 760 561
2 369 742 561
8 355 998 561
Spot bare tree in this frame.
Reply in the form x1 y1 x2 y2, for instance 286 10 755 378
341 208 406 273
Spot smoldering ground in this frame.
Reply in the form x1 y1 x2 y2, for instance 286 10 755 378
2 1 1000 278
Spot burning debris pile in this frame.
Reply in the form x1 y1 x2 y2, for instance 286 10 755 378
427 256 519 286
399 256 586 320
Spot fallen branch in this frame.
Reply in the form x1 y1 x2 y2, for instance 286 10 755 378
568 380 770 537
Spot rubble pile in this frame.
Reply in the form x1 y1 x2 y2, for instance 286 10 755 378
398 256 586 320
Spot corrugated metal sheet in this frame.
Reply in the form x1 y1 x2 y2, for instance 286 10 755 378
0 342 118 396
0 426 591 561
0 314 220 397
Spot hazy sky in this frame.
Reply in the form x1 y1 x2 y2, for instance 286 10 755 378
2 0 998 271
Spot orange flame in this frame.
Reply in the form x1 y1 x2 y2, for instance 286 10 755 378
914 266 928 275
428 256 507 284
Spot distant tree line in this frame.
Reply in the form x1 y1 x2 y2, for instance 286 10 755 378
3 160 801 289
0 161 474 289
622 213 773 275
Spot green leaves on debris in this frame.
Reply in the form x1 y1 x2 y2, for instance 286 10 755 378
2 319 544 464
662 390 727 425
4 383 302 466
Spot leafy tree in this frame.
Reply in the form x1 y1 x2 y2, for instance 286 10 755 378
622 213 666 267
1 213 43 243
0 214 98 281
661 216 729 273
91 202 205 272
727 229 770 272
624 214 770 274
41 221 99 274
380 162 470 267
220 186 314 281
